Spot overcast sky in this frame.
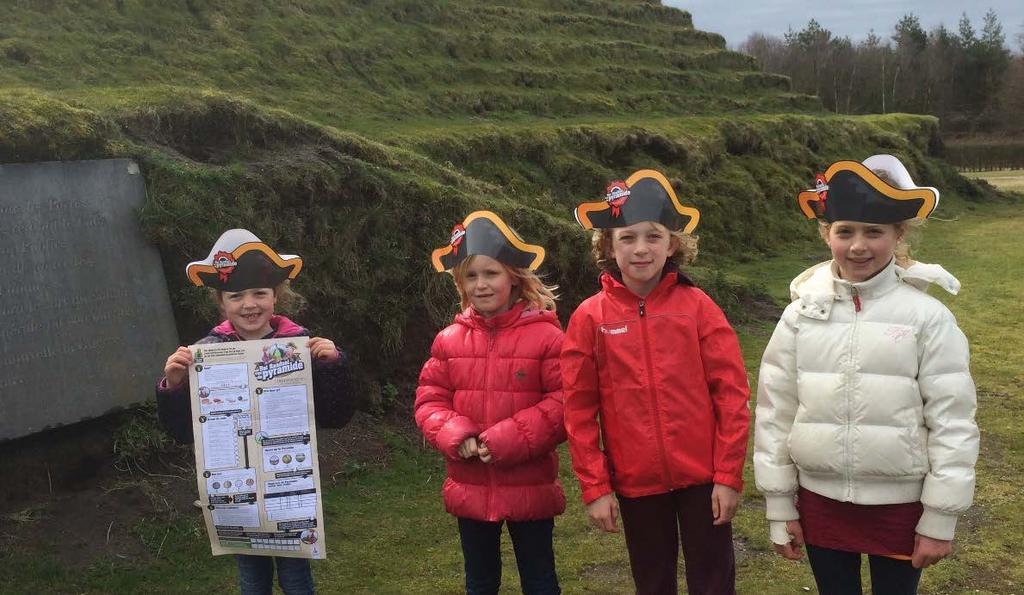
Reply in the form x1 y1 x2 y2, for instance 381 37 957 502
664 1 1024 50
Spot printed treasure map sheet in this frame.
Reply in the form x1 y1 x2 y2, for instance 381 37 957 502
188 338 326 559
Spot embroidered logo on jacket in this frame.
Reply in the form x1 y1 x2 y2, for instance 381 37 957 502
884 325 914 343
600 324 629 335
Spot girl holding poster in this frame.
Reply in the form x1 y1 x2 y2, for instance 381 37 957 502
157 228 354 595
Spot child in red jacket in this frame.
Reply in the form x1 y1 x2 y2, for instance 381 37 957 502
415 211 566 595
562 171 751 595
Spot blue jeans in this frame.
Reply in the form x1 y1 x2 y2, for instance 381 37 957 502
235 554 314 595
806 544 922 595
457 517 560 595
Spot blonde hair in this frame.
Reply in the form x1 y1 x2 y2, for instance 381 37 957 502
871 166 922 266
591 222 699 272
818 219 923 268
212 280 306 316
451 256 558 313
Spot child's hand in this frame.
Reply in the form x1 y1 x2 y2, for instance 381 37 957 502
773 520 805 560
711 483 740 525
586 494 620 532
307 337 340 361
477 442 492 463
911 534 953 569
164 347 194 387
458 437 480 459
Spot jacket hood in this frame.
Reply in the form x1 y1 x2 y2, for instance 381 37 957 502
789 259 961 321
899 262 961 295
791 259 961 300
454 299 561 331
211 314 307 338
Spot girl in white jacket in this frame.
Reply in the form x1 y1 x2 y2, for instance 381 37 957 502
754 155 979 595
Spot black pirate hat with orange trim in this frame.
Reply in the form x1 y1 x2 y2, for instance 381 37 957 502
797 155 939 223
574 169 700 233
431 211 545 272
186 229 302 291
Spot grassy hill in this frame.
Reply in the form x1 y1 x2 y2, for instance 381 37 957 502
1 0 811 127
0 0 1002 397
2 2 1021 593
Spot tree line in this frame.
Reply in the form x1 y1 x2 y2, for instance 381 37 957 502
740 11 1024 138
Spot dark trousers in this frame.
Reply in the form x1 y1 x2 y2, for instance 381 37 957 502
457 517 560 595
806 544 923 595
235 554 314 595
618 484 736 595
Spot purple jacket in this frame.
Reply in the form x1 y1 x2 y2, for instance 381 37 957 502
156 315 355 444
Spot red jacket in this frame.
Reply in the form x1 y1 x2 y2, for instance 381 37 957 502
561 270 750 504
415 301 566 521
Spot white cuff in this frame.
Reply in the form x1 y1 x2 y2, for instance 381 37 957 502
915 508 958 541
765 493 799 521
769 521 793 545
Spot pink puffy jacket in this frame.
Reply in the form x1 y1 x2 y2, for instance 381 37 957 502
415 301 566 521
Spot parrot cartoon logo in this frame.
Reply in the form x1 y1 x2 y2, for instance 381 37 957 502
604 181 630 219
450 224 467 256
212 251 238 282
811 173 829 217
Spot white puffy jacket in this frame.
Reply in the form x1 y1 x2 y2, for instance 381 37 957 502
754 259 978 543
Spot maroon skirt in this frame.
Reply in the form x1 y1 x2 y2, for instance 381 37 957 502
797 487 923 558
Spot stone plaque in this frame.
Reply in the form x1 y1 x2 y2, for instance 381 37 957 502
0 159 179 441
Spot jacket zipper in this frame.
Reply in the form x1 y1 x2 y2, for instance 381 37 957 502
638 298 673 488
484 327 496 517
844 287 860 499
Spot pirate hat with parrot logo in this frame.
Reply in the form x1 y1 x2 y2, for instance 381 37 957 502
431 211 545 272
186 229 303 291
797 154 939 223
573 169 701 233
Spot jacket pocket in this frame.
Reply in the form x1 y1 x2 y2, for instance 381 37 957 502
852 425 922 478
909 425 929 474
788 422 844 475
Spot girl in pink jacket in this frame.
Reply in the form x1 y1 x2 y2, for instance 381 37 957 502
415 211 565 595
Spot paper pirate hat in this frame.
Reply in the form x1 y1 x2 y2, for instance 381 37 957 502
186 229 303 291
430 211 545 272
797 154 939 223
573 169 700 233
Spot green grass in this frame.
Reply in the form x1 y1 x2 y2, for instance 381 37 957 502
0 1 1005 395
909 206 1024 593
0 0 807 132
961 169 1024 194
4 205 1018 593
3 85 996 402
2 4 1020 591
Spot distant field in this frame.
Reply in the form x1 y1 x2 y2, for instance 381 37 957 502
961 169 1024 193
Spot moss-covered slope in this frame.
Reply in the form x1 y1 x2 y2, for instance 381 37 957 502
0 1 1001 398
1 0 814 128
